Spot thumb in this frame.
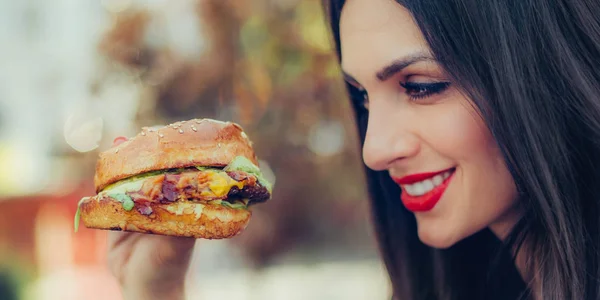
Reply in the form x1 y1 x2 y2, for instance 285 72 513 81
152 235 197 268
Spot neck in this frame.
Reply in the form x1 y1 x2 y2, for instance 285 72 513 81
488 203 522 241
489 206 540 298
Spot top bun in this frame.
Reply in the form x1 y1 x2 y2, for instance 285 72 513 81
94 118 258 192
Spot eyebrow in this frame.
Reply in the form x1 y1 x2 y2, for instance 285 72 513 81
342 52 436 85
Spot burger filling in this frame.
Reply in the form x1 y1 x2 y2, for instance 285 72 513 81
74 156 272 232
99 168 269 205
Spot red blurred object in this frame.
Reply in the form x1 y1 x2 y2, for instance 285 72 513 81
0 181 107 268
112 136 128 146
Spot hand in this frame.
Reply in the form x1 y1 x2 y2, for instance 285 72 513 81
106 136 197 300
107 232 196 300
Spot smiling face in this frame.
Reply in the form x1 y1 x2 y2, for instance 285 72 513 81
339 0 520 248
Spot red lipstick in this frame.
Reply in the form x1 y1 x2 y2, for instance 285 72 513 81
393 169 451 185
392 168 455 212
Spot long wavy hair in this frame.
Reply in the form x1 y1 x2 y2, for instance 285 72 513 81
324 0 600 299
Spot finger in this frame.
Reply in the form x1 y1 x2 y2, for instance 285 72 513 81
153 235 196 256
107 232 142 270
107 232 144 279
150 235 197 267
107 231 136 248
168 235 197 251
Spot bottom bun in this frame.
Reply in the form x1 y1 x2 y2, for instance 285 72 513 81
79 196 251 239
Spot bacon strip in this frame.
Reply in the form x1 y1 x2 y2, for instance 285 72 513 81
124 170 269 205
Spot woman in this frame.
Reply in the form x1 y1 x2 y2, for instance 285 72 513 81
107 0 600 299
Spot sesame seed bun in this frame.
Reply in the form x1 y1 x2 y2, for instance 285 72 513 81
76 118 269 240
94 118 258 193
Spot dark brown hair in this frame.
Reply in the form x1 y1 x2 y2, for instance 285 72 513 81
324 0 600 299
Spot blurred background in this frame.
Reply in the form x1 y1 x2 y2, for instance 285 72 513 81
0 0 390 299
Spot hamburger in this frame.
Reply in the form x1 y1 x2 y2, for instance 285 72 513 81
74 118 272 239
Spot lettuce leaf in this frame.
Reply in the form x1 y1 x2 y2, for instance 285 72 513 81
224 156 272 192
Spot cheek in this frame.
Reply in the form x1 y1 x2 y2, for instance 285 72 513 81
443 103 517 214
417 96 518 246
454 107 517 226
424 99 492 160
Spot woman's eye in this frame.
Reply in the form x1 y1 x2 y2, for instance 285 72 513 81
400 81 450 101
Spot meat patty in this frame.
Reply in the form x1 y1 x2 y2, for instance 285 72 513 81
122 169 270 206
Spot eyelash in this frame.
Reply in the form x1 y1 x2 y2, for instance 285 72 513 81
400 81 451 100
353 81 450 110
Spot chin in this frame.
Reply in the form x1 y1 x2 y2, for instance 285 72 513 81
416 221 462 249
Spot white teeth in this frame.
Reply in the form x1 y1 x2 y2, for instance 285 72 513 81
422 179 434 191
412 182 426 196
404 184 416 195
402 170 453 196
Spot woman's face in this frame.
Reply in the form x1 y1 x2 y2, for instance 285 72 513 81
339 0 519 248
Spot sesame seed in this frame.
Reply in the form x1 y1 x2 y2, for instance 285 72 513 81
159 133 164 138
115 149 119 153
141 131 146 136
178 129 184 134
195 120 202 124
191 126 197 132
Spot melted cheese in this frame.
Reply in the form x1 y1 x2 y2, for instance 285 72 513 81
165 201 205 220
203 170 244 198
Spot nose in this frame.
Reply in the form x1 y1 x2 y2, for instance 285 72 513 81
362 108 420 171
